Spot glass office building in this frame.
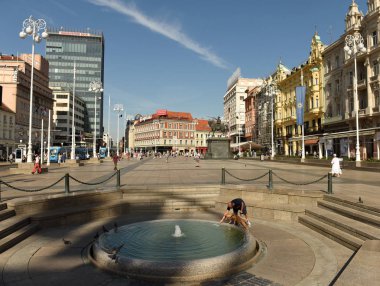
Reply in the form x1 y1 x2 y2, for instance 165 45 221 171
45 28 105 143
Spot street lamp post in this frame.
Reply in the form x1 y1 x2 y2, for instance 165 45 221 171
265 83 276 159
236 115 240 156
344 32 366 166
107 95 111 158
19 16 48 163
113 104 124 156
88 80 103 158
70 61 77 160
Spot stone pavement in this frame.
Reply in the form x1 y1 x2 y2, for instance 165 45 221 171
0 156 378 285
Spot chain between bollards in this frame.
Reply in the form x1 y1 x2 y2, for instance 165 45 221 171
64 173 70 194
268 169 273 191
221 168 226 185
116 169 121 189
328 172 333 194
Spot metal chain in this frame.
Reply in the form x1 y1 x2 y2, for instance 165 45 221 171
272 172 328 186
225 170 269 182
69 171 117 185
0 175 65 192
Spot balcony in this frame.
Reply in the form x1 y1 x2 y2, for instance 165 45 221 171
275 118 283 125
357 79 366 90
370 75 379 83
324 115 343 124
307 107 323 116
283 116 296 123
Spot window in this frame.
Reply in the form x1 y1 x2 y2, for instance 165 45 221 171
335 80 340 93
372 31 378 46
327 60 331 73
373 61 379 76
335 56 340 68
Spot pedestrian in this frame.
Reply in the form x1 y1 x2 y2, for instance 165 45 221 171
166 151 170 163
58 153 62 163
8 153 14 164
194 153 200 167
220 198 251 228
62 152 66 163
331 154 342 177
112 153 119 170
31 154 42 174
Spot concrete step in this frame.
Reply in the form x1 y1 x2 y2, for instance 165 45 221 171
0 203 7 211
0 223 39 253
318 200 380 228
305 207 380 240
8 190 122 215
298 215 363 250
0 209 16 222
334 240 380 285
0 216 31 239
124 193 219 202
324 195 380 217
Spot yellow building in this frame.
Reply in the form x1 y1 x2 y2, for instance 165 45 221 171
276 33 325 156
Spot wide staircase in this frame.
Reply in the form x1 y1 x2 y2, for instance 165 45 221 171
299 195 380 250
0 202 38 253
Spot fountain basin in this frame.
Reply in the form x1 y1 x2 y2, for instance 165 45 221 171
90 219 260 283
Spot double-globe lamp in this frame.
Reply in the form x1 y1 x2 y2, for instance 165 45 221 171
19 16 49 163
343 32 366 165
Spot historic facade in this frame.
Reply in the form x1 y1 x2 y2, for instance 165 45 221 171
321 0 380 160
0 54 53 153
276 33 325 156
223 71 262 151
133 110 197 153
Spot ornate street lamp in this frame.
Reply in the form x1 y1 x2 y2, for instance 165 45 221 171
113 104 124 156
88 80 103 158
344 32 367 165
19 16 48 163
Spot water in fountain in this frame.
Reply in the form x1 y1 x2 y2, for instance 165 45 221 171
91 219 260 283
172 224 184 237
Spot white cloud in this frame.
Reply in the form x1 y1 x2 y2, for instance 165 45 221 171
88 0 228 69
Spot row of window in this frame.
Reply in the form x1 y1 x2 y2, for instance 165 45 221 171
46 55 102 62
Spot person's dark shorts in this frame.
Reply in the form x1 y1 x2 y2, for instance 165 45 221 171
233 204 247 215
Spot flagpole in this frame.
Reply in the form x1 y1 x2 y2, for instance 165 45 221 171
301 68 305 162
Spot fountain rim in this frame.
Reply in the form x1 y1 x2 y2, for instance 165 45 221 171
89 218 263 283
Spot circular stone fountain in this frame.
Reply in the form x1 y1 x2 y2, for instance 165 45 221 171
90 219 260 283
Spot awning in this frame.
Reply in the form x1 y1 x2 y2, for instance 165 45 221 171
304 139 319 145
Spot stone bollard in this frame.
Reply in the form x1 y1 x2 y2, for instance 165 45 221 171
64 173 70 194
268 169 273 191
328 172 333 194
116 169 121 189
221 168 226 185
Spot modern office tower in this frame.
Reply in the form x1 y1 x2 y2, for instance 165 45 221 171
45 28 105 146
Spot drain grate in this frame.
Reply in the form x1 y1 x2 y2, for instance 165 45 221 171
202 272 282 286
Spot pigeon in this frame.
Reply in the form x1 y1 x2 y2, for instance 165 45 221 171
114 222 118 233
107 243 124 260
102 225 109 233
358 197 364 204
62 238 72 245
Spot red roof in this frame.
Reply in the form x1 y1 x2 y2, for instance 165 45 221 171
196 119 211 131
152 110 193 121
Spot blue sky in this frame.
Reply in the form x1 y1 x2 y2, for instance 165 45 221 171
0 0 367 139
